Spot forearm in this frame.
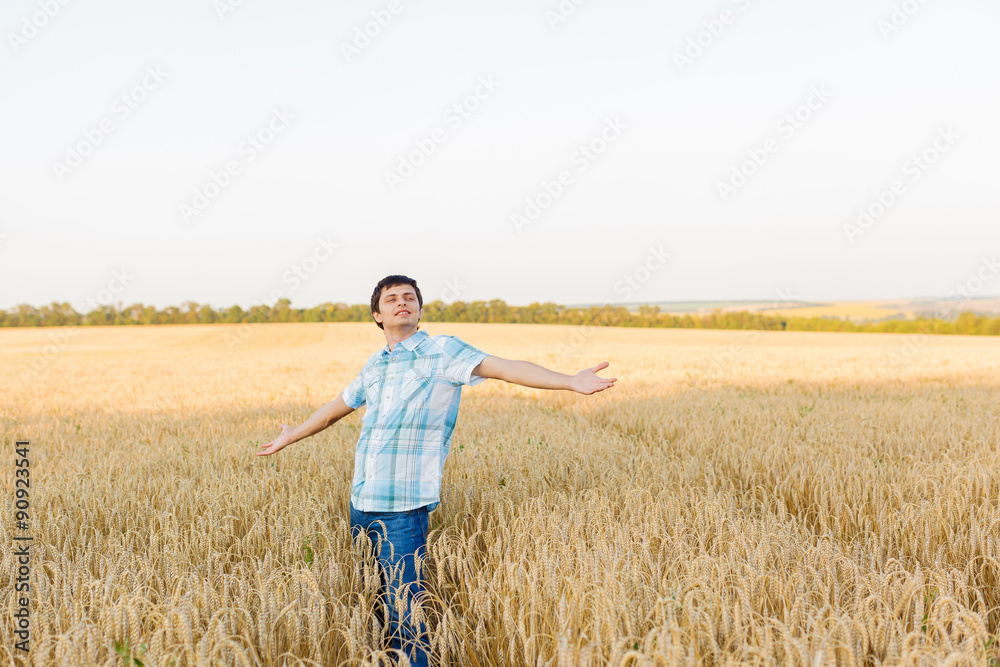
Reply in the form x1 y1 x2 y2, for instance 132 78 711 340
287 400 341 445
499 359 572 390
257 393 355 457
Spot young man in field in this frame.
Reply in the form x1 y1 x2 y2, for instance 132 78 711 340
255 274 616 666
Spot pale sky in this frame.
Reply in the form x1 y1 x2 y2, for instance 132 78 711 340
1 0 998 312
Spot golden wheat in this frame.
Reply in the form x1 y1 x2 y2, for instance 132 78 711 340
1 322 999 666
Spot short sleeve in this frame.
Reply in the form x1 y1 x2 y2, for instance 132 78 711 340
341 367 367 409
439 336 489 387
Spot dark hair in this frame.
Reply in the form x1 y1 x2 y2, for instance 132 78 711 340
370 275 423 330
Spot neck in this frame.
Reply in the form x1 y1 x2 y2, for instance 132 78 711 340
385 327 419 352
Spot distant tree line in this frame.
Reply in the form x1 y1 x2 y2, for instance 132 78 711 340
1 299 999 336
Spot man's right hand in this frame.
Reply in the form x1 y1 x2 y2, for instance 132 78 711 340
253 392 356 458
257 424 295 456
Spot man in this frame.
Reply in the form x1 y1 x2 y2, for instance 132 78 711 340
256 274 616 666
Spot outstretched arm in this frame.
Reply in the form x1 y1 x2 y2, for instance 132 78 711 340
472 357 616 395
256 391 356 456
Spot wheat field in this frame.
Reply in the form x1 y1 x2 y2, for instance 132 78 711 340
1 322 999 667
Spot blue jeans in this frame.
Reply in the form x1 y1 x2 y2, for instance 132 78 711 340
349 501 431 667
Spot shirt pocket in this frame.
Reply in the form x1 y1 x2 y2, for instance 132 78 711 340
399 367 432 408
364 375 383 406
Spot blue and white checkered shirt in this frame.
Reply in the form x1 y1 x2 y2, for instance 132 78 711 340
341 329 489 513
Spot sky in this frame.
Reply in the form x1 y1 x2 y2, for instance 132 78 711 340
1 0 998 312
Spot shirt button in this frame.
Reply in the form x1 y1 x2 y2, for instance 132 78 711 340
368 453 375 460
367 472 374 479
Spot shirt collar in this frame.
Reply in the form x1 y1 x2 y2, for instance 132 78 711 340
381 330 428 358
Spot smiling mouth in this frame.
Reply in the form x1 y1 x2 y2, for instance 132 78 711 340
395 310 410 316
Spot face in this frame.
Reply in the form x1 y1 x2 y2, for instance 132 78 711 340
374 284 422 331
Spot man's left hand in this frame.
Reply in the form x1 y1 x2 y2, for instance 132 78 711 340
569 361 617 395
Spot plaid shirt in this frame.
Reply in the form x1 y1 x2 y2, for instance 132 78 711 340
341 329 489 512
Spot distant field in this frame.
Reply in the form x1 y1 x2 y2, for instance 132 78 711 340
570 300 815 314
759 298 1000 321
763 300 913 321
582 297 1000 322
2 323 1000 665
